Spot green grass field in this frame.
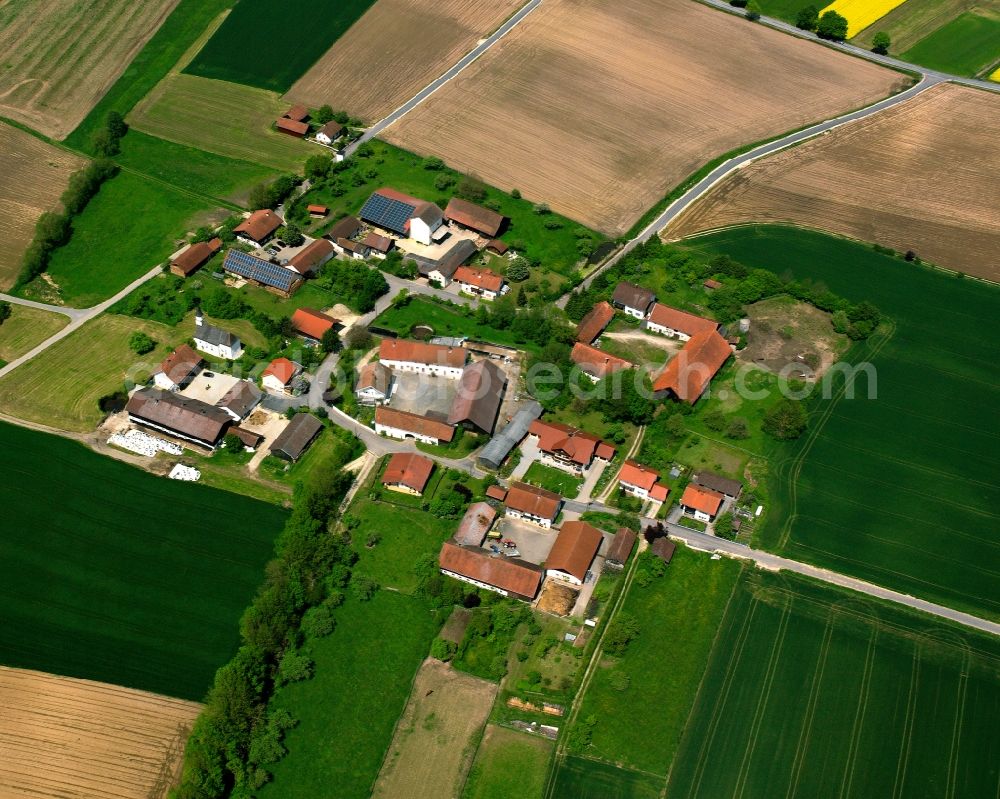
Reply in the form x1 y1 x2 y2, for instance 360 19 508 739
666 569 1000 798
0 421 286 700
550 756 664 799
0 306 68 363
523 462 583 498
570 547 742 774
756 0 832 22
116 131 277 205
67 0 235 150
687 226 1000 621
464 725 552 799
901 12 1000 75
259 591 440 799
26 170 218 307
185 0 377 91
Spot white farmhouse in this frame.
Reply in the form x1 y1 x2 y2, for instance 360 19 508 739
194 312 242 360
646 303 719 341
374 406 455 446
378 338 466 379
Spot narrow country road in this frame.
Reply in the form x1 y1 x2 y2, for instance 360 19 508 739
345 0 542 156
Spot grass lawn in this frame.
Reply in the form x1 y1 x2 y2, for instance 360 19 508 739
416 430 488 459
259 591 441 799
551 756 665 799
901 12 1000 75
185 0 377 92
189 456 291 506
130 73 316 171
523 461 583 498
0 421 286 700
115 131 278 206
688 225 1000 621
301 139 604 280
666 569 1000 798
66 0 234 150
569 546 742 774
504 614 586 703
0 313 187 431
463 725 552 799
0 306 68 363
23 170 220 307
348 496 456 594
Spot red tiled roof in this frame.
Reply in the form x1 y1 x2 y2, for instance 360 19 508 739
288 238 334 275
505 481 561 520
606 528 637 564
652 330 731 403
160 344 202 385
546 521 603 582
648 303 718 337
651 484 670 502
170 238 222 276
454 265 504 293
704 279 722 290
575 301 614 343
454 502 497 546
362 232 393 253
444 198 505 237
595 442 615 460
618 460 660 492
486 239 508 254
486 484 508 501
439 542 542 598
283 104 309 122
570 342 633 380
276 117 309 135
379 338 467 369
263 357 298 386
234 209 282 242
357 361 392 394
307 204 328 215
528 419 612 467
680 484 724 516
375 406 455 442
291 307 338 340
382 452 434 493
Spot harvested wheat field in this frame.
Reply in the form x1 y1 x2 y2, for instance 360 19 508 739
0 123 86 290
0 666 200 799
382 0 900 236
0 0 179 139
287 0 523 123
372 658 497 799
670 84 1000 282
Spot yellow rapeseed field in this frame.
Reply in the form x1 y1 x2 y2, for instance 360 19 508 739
824 0 910 37
989 65 1000 82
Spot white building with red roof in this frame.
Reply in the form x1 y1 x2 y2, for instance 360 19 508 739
452 266 507 300
528 419 615 474
646 303 719 341
379 338 467 379
679 484 725 522
262 358 300 394
617 460 670 503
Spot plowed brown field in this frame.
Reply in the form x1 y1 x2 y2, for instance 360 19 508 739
0 0 179 139
286 0 523 123
382 0 900 236
0 666 201 799
670 84 1000 282
0 123 86 290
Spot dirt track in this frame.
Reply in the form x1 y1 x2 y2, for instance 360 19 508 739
383 0 900 235
670 83 1000 281
0 666 200 799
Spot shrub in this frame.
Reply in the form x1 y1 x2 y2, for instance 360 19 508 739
604 613 640 656
431 638 457 661
0 301 11 325
277 650 314 685
609 670 630 692
300 605 335 638
763 399 808 440
128 331 156 355
506 257 530 282
872 31 890 54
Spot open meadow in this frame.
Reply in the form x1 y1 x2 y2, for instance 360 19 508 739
463 725 552 799
666 570 1000 798
287 0 523 122
0 0 179 138
185 0 376 91
382 0 899 236
671 84 1000 282
373 659 497 799
0 666 200 799
258 592 441 799
130 74 315 171
0 123 86 290
0 422 286 700
687 226 1000 620
0 306 69 365
0 313 186 431
900 10 1000 75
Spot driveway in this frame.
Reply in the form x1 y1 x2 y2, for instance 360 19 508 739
509 438 538 481
493 516 556 565
574 461 608 503
387 370 457 417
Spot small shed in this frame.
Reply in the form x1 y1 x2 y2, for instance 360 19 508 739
269 413 323 461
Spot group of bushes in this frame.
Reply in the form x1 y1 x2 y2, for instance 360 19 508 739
171 456 359 798
313 258 388 314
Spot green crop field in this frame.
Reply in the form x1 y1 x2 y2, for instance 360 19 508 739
24 170 219 307
901 12 1000 75
0 421 286 700
666 569 1000 798
258 591 440 799
464 725 552 799
185 0 377 91
756 0 832 22
550 756 664 799
569 547 742 774
687 226 1000 621
0 306 68 364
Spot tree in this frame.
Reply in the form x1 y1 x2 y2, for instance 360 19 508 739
506 257 530 282
223 432 244 454
276 650 314 685
320 327 341 354
315 104 335 123
344 326 373 351
0 301 11 325
533 202 551 215
704 409 726 432
871 31 891 54
105 111 128 140
277 225 304 247
763 399 808 440
422 156 445 170
128 331 156 355
604 613 640 656
511 188 521 199
795 4 819 30
745 0 761 20
90 128 119 157
725 418 750 440
816 10 848 40
516 286 528 307
304 154 332 179
456 177 487 202
248 182 270 211
599 369 656 425
430 638 457 661
665 413 686 440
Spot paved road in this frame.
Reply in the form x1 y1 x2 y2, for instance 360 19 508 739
345 0 541 156
0 266 162 381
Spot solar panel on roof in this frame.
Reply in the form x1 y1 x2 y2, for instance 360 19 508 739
359 192 415 235
223 250 298 292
